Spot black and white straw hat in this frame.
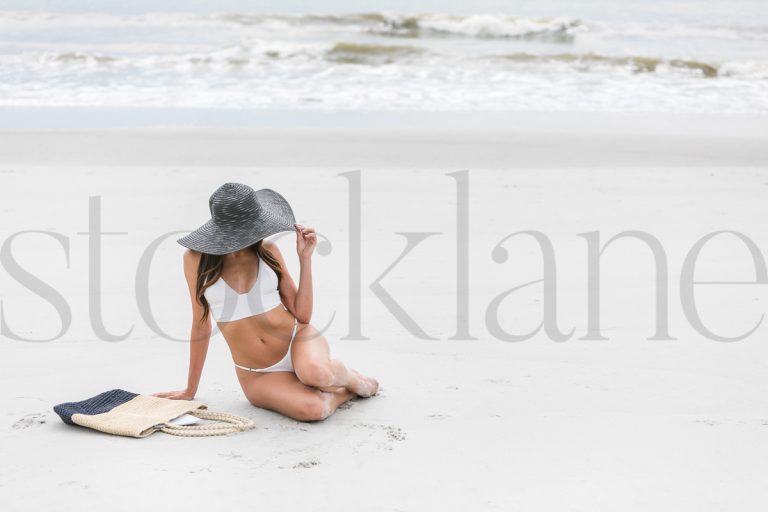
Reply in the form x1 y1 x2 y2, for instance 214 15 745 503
177 182 296 255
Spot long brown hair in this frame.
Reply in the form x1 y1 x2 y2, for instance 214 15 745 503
195 240 283 325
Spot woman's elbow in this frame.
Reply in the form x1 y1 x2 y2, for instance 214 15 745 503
190 321 211 342
293 308 312 324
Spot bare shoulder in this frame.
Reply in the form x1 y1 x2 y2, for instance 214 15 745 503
183 248 202 264
181 249 207 310
183 249 202 275
262 239 279 253
262 239 287 266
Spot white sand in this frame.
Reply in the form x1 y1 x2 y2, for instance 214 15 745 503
1 112 768 511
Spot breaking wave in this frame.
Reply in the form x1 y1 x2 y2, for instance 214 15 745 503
6 46 766 79
0 11 585 40
497 52 721 77
0 10 766 112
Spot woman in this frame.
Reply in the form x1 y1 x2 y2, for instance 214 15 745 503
153 182 379 421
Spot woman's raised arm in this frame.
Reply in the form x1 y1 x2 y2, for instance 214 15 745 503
264 224 316 324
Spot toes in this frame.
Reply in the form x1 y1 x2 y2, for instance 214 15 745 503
358 377 379 398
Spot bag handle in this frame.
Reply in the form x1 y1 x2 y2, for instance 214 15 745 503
159 410 255 437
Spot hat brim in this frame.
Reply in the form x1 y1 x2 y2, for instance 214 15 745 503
177 188 296 255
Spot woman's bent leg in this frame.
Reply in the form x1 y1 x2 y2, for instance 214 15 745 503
237 370 353 422
291 323 379 397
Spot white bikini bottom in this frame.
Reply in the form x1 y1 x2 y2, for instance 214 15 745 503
233 318 298 373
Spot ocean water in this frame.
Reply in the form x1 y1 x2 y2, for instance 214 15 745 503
0 0 767 114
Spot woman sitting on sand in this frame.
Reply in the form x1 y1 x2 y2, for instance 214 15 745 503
153 182 379 421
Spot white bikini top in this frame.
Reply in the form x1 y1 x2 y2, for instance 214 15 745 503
203 256 282 323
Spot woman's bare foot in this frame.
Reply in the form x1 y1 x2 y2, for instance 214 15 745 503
348 368 379 398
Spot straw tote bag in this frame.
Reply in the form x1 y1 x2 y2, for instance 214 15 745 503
54 389 254 438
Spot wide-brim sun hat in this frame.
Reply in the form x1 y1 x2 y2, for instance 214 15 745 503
177 182 296 255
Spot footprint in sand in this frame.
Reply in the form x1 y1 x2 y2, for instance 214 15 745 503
383 426 406 442
12 413 47 429
353 422 407 450
292 458 321 469
276 422 309 432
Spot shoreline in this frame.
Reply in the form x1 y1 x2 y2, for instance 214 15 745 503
4 107 768 131
2 110 767 168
